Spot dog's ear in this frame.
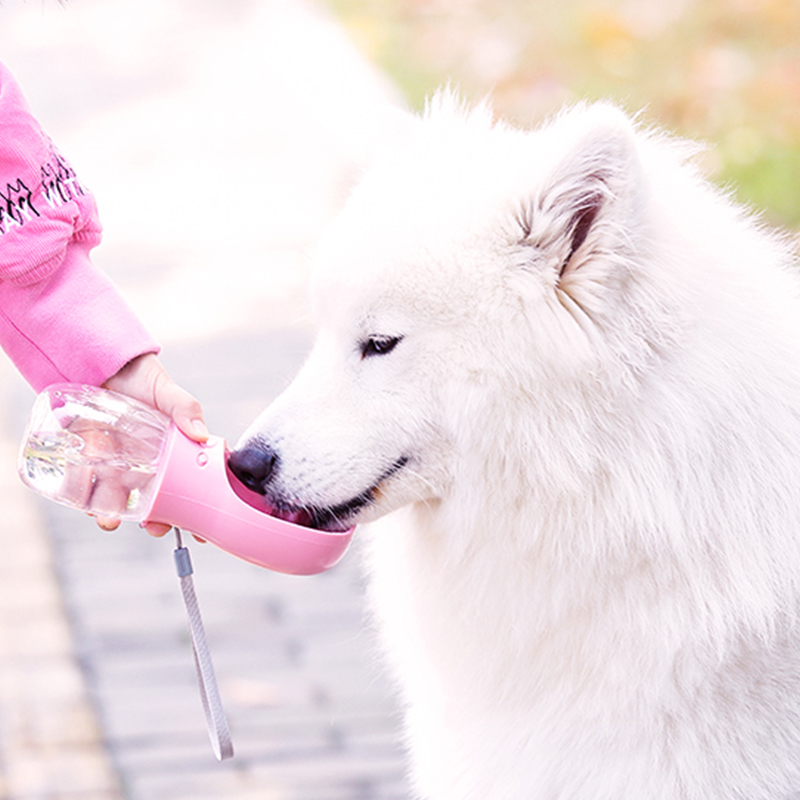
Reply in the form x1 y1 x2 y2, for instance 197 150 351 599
514 104 642 282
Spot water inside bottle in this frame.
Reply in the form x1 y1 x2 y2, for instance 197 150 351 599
22 429 160 517
19 385 171 520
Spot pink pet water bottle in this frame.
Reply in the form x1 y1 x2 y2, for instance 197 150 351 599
18 384 354 574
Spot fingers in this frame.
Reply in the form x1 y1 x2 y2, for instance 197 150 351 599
93 515 177 537
93 517 203 543
143 521 172 537
95 515 121 531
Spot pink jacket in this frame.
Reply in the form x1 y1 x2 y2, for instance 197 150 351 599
0 61 159 391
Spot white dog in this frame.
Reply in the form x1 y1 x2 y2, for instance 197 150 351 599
229 94 800 799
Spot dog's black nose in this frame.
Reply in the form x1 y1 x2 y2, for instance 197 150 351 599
228 441 279 494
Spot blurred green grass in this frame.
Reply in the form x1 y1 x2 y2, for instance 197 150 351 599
323 0 800 230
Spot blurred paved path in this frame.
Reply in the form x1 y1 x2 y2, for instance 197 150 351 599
0 0 410 797
0 363 123 800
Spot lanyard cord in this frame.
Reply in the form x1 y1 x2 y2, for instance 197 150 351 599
173 528 234 761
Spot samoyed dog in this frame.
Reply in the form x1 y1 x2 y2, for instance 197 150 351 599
229 94 800 799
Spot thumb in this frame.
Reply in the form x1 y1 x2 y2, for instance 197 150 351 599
152 370 209 442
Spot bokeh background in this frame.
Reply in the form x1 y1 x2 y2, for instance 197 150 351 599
328 0 800 229
0 1 798 799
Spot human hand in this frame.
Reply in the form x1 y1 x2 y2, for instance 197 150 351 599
97 353 209 536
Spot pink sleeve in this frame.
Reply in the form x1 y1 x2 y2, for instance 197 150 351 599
0 240 160 391
0 61 160 391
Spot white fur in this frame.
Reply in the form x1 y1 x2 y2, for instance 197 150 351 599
239 93 800 798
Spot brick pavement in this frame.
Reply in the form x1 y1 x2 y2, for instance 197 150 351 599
0 358 124 800
2 328 411 800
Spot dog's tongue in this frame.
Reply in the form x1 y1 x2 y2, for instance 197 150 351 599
226 464 318 529
270 506 315 528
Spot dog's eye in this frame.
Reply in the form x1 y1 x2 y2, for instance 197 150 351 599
361 335 403 359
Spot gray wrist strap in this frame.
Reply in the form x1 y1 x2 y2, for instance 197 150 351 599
173 528 234 761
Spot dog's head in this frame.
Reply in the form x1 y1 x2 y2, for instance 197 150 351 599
230 95 663 531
